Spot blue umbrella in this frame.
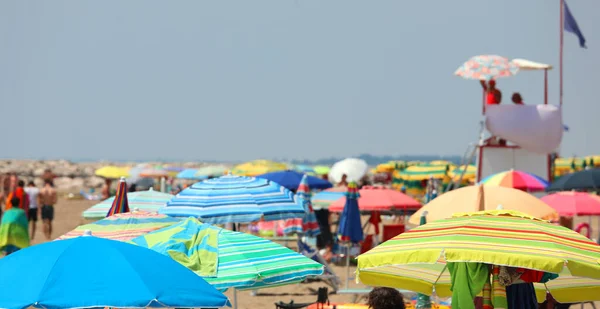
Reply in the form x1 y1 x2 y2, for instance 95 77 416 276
0 234 229 309
256 170 333 191
337 182 364 244
176 169 207 180
159 174 305 224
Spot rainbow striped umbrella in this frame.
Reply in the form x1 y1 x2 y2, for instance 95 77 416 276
160 174 305 224
82 189 174 219
58 211 182 241
454 55 519 81
106 178 129 217
357 210 600 302
479 169 549 192
283 175 321 237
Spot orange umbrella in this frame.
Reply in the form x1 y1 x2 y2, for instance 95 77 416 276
408 185 557 225
329 186 422 212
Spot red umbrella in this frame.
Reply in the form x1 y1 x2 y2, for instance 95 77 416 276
541 191 600 216
329 186 422 212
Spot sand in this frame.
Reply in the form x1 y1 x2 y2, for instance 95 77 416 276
26 197 600 309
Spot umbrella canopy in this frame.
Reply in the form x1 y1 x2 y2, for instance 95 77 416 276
159 174 305 224
541 191 600 216
337 182 364 244
480 169 549 192
399 164 449 180
329 158 369 184
311 186 347 210
256 170 332 191
230 160 289 177
408 185 557 225
428 160 455 167
126 163 150 184
547 168 600 192
357 210 600 300
82 189 174 219
139 168 170 178
454 54 519 80
176 169 206 180
60 211 182 241
313 165 331 175
0 235 229 309
132 217 324 291
294 164 316 174
329 186 422 213
282 175 321 237
449 165 477 182
95 166 129 179
196 165 229 177
106 177 130 217
375 163 395 173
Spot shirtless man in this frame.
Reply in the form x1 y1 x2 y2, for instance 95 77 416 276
39 179 57 240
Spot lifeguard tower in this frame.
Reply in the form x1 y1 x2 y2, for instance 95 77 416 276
450 58 563 187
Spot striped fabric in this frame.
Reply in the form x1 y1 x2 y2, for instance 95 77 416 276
283 175 320 237
82 189 173 219
358 210 600 300
479 169 549 192
159 174 305 224
311 186 347 210
58 211 182 241
106 179 129 217
204 228 324 291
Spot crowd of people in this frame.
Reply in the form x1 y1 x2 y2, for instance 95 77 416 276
0 170 57 243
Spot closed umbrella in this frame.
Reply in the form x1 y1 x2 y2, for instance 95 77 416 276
337 182 363 244
106 177 130 217
0 235 229 309
282 175 321 237
159 174 305 224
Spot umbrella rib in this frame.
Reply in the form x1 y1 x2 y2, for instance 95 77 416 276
433 263 447 287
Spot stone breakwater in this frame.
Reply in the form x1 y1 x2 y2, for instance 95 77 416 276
0 160 204 192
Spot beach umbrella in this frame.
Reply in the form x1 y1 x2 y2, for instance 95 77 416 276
454 55 519 81
546 168 600 192
448 164 477 182
294 164 316 175
408 185 557 225
398 164 450 197
541 191 600 216
329 158 368 184
256 170 332 191
139 168 170 178
159 174 305 224
230 160 289 177
311 186 347 210
415 212 431 309
126 163 149 184
479 169 549 192
375 163 395 173
106 177 130 217
164 166 184 177
428 160 455 168
60 211 182 241
357 209 600 303
282 175 321 237
329 186 421 213
195 165 229 178
313 165 331 175
0 235 229 309
131 217 324 291
176 169 206 180
82 189 174 219
95 166 129 179
337 182 363 244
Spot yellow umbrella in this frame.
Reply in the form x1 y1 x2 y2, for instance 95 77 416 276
95 166 129 179
230 160 289 177
375 163 395 173
428 160 455 167
449 165 477 182
408 184 557 225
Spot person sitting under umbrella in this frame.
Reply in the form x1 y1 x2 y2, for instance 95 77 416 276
367 287 406 309
480 80 502 104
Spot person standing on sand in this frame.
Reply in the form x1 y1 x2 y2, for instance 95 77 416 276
39 179 57 240
24 181 40 240
6 180 29 215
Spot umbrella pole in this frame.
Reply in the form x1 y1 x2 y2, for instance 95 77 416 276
345 243 351 290
233 288 238 309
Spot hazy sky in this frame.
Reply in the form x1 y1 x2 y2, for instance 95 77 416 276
0 1 597 161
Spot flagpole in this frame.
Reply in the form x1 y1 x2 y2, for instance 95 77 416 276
560 0 564 106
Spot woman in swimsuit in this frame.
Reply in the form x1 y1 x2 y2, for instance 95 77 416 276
480 80 502 104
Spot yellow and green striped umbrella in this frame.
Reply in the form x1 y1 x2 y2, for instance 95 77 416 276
554 157 583 178
357 210 600 302
395 165 450 196
375 163 395 173
448 165 477 182
230 160 289 177
429 160 455 167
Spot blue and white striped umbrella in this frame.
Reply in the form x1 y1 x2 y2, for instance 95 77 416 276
176 169 207 180
159 174 306 224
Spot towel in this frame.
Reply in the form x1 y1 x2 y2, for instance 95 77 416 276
0 208 30 252
492 266 507 309
448 262 490 309
130 217 219 277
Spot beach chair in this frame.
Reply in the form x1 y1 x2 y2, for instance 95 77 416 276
297 238 341 292
274 287 329 309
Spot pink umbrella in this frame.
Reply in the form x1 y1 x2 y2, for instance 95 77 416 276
541 191 600 216
329 186 422 213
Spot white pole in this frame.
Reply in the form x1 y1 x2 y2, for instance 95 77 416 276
233 288 238 309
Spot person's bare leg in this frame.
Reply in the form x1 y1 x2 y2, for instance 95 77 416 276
30 221 36 240
48 220 52 240
43 219 50 239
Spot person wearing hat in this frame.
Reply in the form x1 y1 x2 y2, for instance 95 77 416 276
480 79 502 104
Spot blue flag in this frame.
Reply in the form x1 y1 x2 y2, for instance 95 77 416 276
564 0 586 48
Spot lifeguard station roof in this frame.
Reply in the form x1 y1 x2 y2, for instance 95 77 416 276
511 59 553 71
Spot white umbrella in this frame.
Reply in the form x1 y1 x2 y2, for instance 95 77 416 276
328 158 368 183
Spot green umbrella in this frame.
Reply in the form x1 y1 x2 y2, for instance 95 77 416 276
416 211 432 309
